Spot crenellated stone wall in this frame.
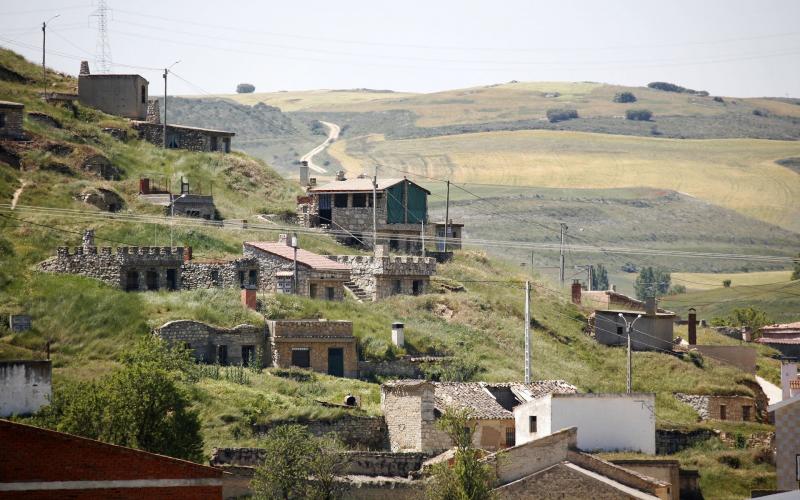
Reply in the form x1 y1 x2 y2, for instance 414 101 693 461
331 254 436 301
181 258 259 290
155 320 266 366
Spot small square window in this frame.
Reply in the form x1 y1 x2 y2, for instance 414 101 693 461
334 193 348 208
505 427 515 447
352 193 367 207
529 415 537 433
719 404 727 420
0 113 6 128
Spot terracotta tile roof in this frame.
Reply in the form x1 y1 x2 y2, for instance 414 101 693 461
309 177 431 194
244 242 350 271
760 322 800 333
434 381 577 420
756 335 800 345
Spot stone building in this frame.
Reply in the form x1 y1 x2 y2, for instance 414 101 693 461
513 393 657 454
181 257 260 290
298 175 430 253
675 393 760 422
593 298 675 352
769 394 800 491
77 61 149 120
38 230 186 291
0 101 25 139
430 220 464 251
132 121 234 153
381 379 577 454
156 320 266 367
756 321 800 359
138 177 218 220
267 320 358 378
0 361 51 417
243 236 350 299
330 244 436 301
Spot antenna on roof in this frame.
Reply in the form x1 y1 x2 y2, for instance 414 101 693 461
91 0 112 73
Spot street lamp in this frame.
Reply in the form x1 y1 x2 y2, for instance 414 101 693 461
618 313 642 394
169 193 187 247
289 232 299 294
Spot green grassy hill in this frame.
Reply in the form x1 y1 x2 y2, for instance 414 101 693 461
0 48 792 498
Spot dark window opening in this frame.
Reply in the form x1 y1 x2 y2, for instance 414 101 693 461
389 238 399 251
412 280 423 296
310 283 318 298
352 193 367 207
529 415 537 433
217 345 228 366
125 270 139 291
223 137 231 153
617 326 624 337
168 134 179 149
242 345 255 366
328 347 344 377
0 113 5 127
277 276 293 294
248 269 258 286
238 271 246 288
505 427 515 447
210 136 218 152
742 405 751 421
145 270 159 291
166 268 177 290
291 348 311 368
183 342 191 351
326 286 335 300
210 270 220 285
719 404 727 420
344 395 357 406
334 193 348 208
141 84 146 104
393 280 402 295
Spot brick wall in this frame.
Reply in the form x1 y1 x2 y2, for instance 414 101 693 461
0 106 24 139
675 393 758 422
271 337 358 378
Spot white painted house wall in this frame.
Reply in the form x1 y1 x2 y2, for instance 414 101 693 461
0 361 52 417
514 393 656 454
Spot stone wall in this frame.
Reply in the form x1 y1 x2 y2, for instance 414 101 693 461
675 393 758 422
268 320 353 338
253 415 388 450
0 105 24 139
331 255 436 301
39 245 185 291
171 195 216 219
243 244 348 299
156 320 266 366
655 429 717 455
132 121 232 153
609 460 680 500
566 451 671 500
0 361 51 417
271 337 358 378
210 448 425 477
359 359 424 380
182 258 259 290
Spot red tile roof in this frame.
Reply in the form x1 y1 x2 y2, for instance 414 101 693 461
760 322 800 333
756 335 800 345
244 242 350 271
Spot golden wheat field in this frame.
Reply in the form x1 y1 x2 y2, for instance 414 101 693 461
328 130 800 232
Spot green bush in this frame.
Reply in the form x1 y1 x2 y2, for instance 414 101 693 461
613 92 637 103
546 108 579 123
626 109 653 121
722 279 732 288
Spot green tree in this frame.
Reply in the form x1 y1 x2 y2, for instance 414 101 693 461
792 253 800 280
634 267 671 299
427 408 496 500
592 264 609 291
252 425 349 500
722 279 732 288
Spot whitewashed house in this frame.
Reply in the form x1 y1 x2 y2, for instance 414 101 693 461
513 393 656 454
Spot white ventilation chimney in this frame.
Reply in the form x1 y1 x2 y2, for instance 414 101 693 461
392 322 404 347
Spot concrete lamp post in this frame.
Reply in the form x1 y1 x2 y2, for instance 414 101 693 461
618 313 642 394
169 193 187 247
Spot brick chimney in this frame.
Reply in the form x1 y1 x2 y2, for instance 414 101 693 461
79 61 90 75
645 296 657 316
241 285 257 310
571 279 582 305
688 307 697 345
183 247 192 262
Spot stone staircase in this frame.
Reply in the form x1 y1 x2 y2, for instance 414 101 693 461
344 281 370 303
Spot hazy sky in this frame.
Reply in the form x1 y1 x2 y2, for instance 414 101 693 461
2 0 799 97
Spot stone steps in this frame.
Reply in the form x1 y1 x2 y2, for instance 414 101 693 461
344 281 370 302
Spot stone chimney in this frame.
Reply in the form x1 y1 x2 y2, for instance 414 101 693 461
82 229 95 250
571 279 582 305
688 307 697 345
645 296 657 316
610 284 617 292
781 362 798 401
183 247 193 262
299 161 309 186
146 99 161 124
336 170 346 181
241 285 257 310
375 242 388 258
392 322 404 347
79 61 90 75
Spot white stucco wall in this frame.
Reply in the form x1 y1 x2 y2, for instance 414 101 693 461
514 393 656 454
0 361 52 417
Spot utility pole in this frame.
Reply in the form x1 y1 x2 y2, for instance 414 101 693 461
421 219 425 257
619 313 642 394
524 281 532 384
587 264 594 291
559 223 568 287
443 180 450 252
41 15 59 98
163 61 180 149
291 233 299 294
372 165 378 254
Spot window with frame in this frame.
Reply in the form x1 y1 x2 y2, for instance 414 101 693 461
352 193 367 207
326 286 335 300
529 415 537 433
505 427 515 447
392 280 402 295
719 404 727 420
248 269 258 286
310 283 318 298
277 276 293 294
742 405 751 421
334 193 348 208
291 348 311 368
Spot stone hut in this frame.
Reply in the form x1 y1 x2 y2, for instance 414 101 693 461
0 101 25 139
674 393 762 422
38 230 185 291
181 257 260 290
132 121 234 153
299 176 430 253
267 319 358 378
330 244 436 301
243 236 350 300
77 61 149 120
156 320 266 367
381 379 577 454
